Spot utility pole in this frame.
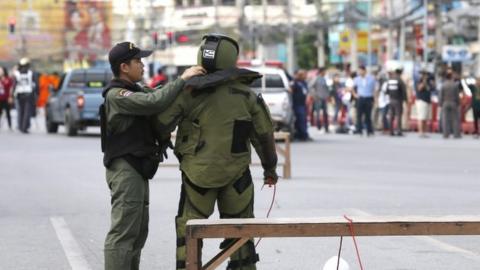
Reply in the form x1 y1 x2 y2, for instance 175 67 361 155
317 30 325 68
350 28 358 71
14 0 27 57
150 0 155 79
248 0 257 60
386 0 394 61
434 1 442 69
259 0 268 62
126 0 135 42
214 0 220 32
477 14 480 76
423 0 428 65
250 21 257 59
237 0 246 57
399 0 406 61
367 0 372 70
314 0 326 68
350 0 358 71
286 0 295 74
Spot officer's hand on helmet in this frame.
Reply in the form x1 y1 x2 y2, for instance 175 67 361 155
263 170 279 186
180 66 206 81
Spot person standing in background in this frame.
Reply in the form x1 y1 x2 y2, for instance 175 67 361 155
377 72 390 133
386 68 407 136
342 71 356 133
309 67 330 133
439 70 462 139
468 77 480 138
0 66 13 130
373 70 388 131
11 58 36 134
291 69 312 141
353 66 376 136
331 73 343 127
415 70 434 138
37 72 60 108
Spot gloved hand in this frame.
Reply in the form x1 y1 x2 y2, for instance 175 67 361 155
263 170 279 186
159 138 173 161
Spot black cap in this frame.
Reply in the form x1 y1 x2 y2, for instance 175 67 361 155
108 42 152 67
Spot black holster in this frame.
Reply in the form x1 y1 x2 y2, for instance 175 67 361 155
123 154 160 180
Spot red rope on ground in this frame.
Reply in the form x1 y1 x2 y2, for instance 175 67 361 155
255 184 277 247
343 215 364 270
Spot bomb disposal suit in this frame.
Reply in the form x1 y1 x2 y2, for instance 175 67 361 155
154 34 278 270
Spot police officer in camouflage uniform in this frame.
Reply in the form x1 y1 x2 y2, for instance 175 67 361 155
101 42 205 270
154 34 278 270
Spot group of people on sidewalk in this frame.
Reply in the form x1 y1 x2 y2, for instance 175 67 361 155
288 64 480 140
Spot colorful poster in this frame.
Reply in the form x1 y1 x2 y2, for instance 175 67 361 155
64 0 112 63
0 0 111 66
338 30 380 54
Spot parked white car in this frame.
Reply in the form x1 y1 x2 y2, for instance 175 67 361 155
246 66 295 136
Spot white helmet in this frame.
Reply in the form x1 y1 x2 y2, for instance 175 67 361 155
19 57 30 66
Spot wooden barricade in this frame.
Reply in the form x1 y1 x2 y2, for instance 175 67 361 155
273 131 291 179
160 131 292 179
185 216 480 270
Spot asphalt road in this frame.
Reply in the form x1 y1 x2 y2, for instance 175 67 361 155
1 114 480 270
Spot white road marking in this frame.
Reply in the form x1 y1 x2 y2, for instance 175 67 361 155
415 236 480 262
346 209 480 261
50 216 92 270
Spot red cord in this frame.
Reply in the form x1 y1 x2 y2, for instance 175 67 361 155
343 215 364 270
265 184 276 218
255 184 277 247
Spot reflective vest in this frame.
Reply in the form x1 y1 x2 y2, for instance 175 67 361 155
14 70 34 95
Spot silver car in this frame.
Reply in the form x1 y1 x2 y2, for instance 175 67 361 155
247 66 295 136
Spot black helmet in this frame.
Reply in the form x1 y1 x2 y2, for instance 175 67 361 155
197 33 239 72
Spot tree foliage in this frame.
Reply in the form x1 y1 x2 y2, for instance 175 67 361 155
295 31 317 69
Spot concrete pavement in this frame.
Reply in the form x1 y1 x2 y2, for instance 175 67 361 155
0 112 480 269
